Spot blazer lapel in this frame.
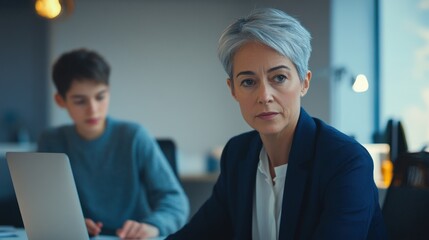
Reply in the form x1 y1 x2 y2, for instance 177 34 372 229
236 134 262 239
279 109 317 239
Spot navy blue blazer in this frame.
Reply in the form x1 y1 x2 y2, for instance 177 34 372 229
168 109 386 239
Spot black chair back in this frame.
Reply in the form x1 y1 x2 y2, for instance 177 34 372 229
382 151 429 240
156 138 178 178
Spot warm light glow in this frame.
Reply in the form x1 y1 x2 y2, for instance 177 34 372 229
35 0 62 19
352 74 369 93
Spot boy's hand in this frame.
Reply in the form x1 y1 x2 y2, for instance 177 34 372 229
85 218 103 236
116 220 159 239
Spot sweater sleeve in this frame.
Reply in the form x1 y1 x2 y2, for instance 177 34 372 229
133 127 189 236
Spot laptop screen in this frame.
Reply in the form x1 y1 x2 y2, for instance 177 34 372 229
6 152 89 240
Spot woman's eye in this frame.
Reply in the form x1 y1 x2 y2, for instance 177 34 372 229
96 95 105 101
240 79 255 87
273 75 287 83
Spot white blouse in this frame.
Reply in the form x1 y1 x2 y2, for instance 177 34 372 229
252 147 288 240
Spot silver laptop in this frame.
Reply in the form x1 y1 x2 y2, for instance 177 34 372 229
6 152 89 240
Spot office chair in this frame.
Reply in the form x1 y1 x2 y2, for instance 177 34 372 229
156 138 178 178
382 151 429 240
383 119 408 164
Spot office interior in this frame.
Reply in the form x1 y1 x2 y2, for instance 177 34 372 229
1 0 429 235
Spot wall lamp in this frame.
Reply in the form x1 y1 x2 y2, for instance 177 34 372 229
334 66 369 93
35 0 74 19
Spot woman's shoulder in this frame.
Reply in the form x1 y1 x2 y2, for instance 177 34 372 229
314 118 372 164
315 118 362 148
222 130 262 160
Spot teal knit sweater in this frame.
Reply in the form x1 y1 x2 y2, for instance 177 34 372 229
37 117 189 236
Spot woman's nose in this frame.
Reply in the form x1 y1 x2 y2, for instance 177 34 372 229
257 81 274 104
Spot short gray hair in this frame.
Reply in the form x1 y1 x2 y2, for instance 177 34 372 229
218 8 312 82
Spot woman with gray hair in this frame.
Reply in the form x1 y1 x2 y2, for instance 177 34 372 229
168 8 386 240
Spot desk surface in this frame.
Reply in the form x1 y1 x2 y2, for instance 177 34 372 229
0 226 164 240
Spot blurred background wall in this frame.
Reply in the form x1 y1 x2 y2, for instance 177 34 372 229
1 0 428 173
1 0 332 172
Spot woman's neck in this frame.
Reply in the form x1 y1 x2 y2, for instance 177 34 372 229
260 118 297 166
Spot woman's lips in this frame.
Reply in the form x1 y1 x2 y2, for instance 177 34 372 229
256 112 278 120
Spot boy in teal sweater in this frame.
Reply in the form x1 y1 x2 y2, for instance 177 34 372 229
38 49 189 239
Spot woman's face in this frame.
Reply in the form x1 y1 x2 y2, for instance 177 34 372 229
228 41 311 137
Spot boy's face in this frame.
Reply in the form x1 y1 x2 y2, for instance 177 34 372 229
55 80 110 140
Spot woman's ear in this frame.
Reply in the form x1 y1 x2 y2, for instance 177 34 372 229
227 78 238 101
301 71 312 97
54 93 66 108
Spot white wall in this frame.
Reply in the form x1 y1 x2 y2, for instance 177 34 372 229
48 0 331 170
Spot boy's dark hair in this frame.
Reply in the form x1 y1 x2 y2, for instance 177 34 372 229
52 48 110 98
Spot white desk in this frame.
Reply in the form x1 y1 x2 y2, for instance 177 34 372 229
0 227 164 240
0 227 116 239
